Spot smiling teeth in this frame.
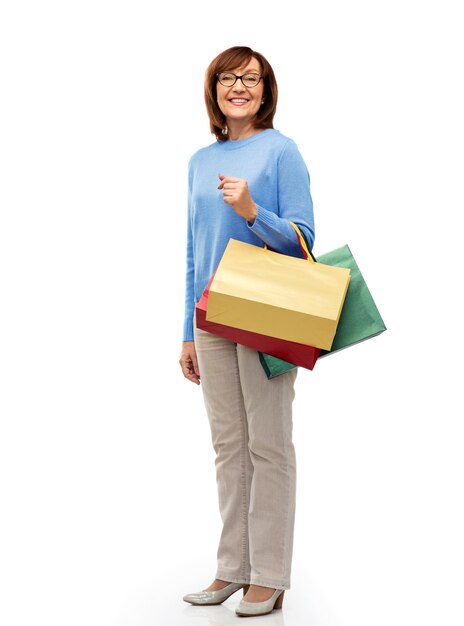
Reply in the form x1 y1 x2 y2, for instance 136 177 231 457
231 99 248 103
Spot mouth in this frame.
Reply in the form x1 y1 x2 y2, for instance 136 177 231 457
228 98 250 106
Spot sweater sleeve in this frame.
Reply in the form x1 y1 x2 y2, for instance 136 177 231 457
182 163 195 342
248 138 315 256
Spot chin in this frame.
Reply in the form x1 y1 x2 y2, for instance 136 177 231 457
227 110 258 121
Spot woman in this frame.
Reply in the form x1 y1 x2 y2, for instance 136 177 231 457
179 46 315 617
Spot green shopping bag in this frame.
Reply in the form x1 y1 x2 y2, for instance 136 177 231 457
259 244 386 378
317 244 386 356
259 352 297 379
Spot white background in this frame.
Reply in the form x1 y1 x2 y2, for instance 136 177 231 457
1 1 463 625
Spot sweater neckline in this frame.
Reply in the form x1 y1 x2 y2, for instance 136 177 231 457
217 128 277 150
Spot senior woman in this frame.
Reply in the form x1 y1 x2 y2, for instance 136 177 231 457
179 46 315 617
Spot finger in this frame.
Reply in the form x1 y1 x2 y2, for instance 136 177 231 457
218 179 237 189
181 361 200 384
220 184 242 195
218 176 240 188
179 355 193 374
191 353 200 378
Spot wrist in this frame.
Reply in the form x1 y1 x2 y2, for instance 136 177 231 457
246 202 257 224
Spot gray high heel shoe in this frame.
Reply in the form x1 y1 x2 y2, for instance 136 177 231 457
183 582 249 605
235 589 285 616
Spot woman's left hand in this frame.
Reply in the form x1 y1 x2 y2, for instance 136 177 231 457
218 174 257 223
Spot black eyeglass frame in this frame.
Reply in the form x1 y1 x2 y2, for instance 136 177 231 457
216 72 264 88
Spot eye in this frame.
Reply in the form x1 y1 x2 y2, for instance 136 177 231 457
220 73 235 84
243 74 260 86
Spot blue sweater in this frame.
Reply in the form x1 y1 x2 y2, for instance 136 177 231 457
183 128 315 342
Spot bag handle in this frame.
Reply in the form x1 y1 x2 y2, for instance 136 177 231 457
263 221 315 264
289 222 316 264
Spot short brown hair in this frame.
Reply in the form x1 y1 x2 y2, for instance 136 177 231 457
204 46 278 141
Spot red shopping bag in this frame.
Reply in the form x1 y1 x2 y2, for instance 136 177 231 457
196 274 320 371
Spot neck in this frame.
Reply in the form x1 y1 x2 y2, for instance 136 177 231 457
226 120 260 141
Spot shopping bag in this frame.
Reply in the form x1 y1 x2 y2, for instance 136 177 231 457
259 243 386 377
259 352 298 379
206 229 351 351
317 245 386 356
196 275 321 370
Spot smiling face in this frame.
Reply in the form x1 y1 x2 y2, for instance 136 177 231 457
216 57 265 130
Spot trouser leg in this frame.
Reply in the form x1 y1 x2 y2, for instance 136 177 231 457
193 325 253 583
236 343 298 590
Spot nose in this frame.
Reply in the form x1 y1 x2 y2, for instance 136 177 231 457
232 79 246 92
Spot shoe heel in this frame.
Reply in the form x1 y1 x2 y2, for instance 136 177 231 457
274 590 285 609
242 584 250 596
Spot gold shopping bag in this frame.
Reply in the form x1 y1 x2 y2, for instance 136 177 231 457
206 230 351 351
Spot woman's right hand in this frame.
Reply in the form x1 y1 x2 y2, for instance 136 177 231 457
179 341 200 385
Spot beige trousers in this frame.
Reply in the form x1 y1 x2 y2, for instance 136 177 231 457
194 322 298 590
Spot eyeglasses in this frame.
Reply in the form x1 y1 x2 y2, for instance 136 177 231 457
216 72 263 88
